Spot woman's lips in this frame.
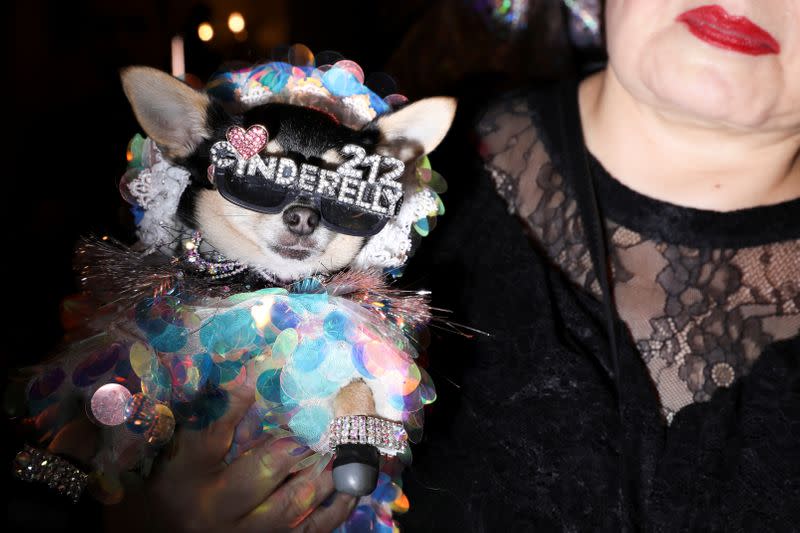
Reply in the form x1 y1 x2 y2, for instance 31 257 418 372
676 5 780 55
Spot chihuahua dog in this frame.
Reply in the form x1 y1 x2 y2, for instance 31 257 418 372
117 66 456 495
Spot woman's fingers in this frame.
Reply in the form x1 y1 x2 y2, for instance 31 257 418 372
234 465 342 533
215 437 314 521
174 361 258 470
291 493 357 533
48 415 98 464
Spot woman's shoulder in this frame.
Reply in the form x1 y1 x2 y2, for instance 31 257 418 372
475 81 578 213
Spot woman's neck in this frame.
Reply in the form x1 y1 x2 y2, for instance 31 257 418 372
578 69 800 211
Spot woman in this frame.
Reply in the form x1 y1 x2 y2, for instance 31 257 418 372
400 1 800 530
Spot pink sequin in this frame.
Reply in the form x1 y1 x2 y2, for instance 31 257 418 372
226 125 268 159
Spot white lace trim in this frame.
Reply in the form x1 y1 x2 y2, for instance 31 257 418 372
354 188 437 270
126 140 190 249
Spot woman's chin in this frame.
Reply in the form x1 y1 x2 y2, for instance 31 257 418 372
638 50 782 130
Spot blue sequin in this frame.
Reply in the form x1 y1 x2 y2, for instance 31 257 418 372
191 353 213 385
199 309 257 354
373 477 400 503
319 341 355 383
388 393 406 411
135 298 189 352
293 338 326 373
368 91 390 114
216 360 244 385
297 372 339 398
131 206 144 225
342 505 375 531
323 310 351 341
351 344 376 380
150 360 172 388
271 299 301 330
292 278 323 294
149 323 188 353
256 368 282 404
280 368 305 404
261 326 279 345
287 404 331 444
289 293 328 314
413 217 430 237
322 68 366 97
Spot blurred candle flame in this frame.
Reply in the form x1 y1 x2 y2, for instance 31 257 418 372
198 22 214 42
228 12 245 33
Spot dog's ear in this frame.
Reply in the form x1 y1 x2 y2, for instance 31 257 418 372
120 66 211 159
375 97 457 160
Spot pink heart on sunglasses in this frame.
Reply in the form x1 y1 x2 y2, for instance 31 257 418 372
226 125 268 160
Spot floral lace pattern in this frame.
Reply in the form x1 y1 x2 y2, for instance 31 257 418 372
478 94 800 421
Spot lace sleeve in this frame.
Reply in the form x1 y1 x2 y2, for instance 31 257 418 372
476 94 546 212
475 93 599 293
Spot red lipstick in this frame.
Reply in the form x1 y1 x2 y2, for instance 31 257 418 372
676 5 780 55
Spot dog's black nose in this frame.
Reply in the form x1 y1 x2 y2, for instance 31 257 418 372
282 205 320 235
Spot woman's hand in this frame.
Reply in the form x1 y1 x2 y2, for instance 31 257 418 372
119 375 355 532
51 367 355 532
132 430 356 532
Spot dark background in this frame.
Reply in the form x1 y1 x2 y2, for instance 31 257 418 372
6 1 603 530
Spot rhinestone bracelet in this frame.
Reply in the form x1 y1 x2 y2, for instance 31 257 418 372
326 415 408 457
12 445 89 503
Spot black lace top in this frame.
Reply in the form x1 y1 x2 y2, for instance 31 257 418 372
480 84 800 423
398 81 800 531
